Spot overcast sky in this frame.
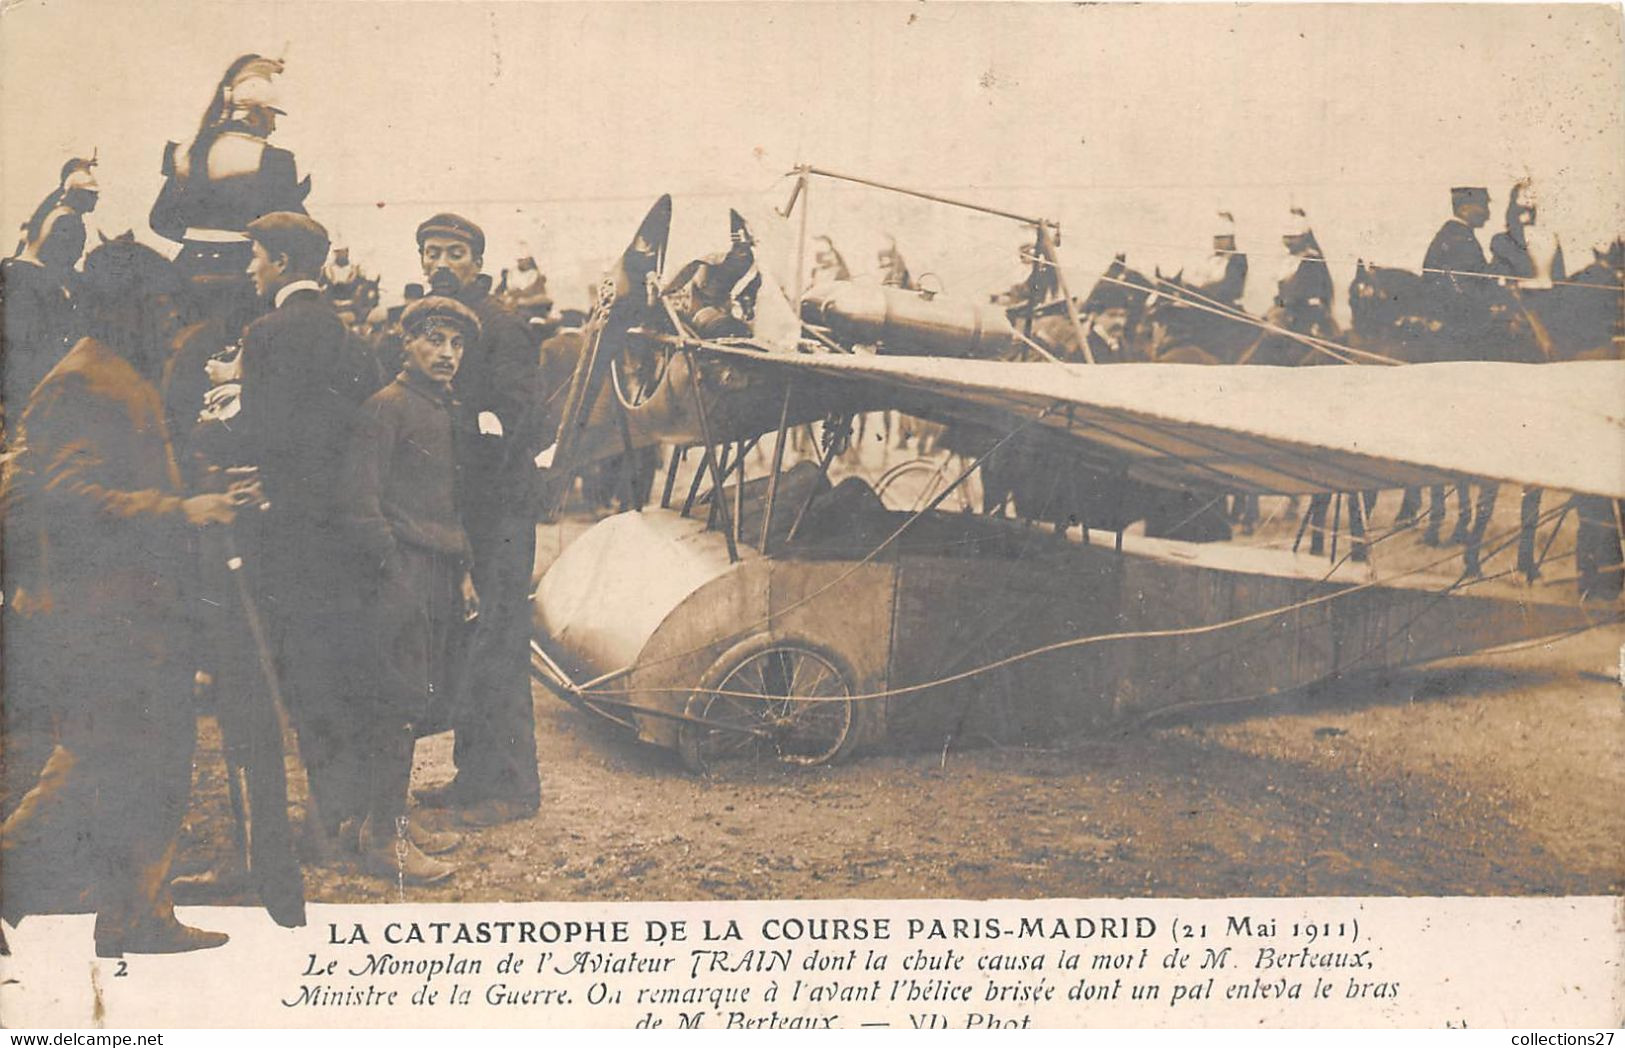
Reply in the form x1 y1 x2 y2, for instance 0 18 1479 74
3 1 1621 317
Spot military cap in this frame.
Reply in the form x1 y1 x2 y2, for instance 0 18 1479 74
415 212 486 257
1450 186 1490 208
401 295 482 341
245 212 331 275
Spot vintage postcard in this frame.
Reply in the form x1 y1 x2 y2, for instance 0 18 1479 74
1 0 1621 1029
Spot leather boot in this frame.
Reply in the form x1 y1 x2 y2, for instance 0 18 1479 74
360 815 455 886
95 918 229 959
362 726 454 885
407 816 461 856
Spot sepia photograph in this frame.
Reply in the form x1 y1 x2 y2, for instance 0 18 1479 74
0 0 1621 1028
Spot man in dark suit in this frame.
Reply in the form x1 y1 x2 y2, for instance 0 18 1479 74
238 212 381 852
2 239 247 956
1419 187 1494 550
411 213 544 827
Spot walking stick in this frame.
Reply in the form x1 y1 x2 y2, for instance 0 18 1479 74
201 469 306 927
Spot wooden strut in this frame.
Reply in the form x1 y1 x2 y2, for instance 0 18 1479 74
1330 492 1342 564
660 445 685 509
681 444 711 518
682 347 740 562
705 444 734 529
732 438 748 554
759 380 795 553
1037 223 1095 365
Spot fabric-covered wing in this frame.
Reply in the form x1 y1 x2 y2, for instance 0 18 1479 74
707 348 1625 498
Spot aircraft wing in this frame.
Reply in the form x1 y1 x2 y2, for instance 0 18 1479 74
701 347 1625 499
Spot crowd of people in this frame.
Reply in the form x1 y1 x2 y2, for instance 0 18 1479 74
2 55 550 957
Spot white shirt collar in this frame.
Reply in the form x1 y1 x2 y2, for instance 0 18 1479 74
274 279 322 308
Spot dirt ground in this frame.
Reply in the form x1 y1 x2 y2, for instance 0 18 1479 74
171 613 1622 904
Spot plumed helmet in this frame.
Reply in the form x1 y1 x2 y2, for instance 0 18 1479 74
1282 206 1312 240
226 55 287 115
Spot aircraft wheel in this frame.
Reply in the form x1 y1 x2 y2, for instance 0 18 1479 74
677 637 857 774
874 456 980 514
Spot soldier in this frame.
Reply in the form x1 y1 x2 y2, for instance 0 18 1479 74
13 155 99 258
2 239 249 956
1416 187 1495 549
339 297 480 883
1489 179 1565 286
238 212 382 853
501 242 554 324
1267 209 1357 556
1273 207 1336 342
1487 179 1564 580
877 234 914 290
808 235 851 289
2 203 85 421
1195 211 1248 309
150 55 311 292
321 244 368 325
409 213 544 827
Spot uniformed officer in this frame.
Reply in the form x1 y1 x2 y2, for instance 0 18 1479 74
808 235 851 289
2 202 85 418
410 213 545 827
1489 179 1565 286
1416 187 1496 550
1195 211 1248 309
1422 186 1493 331
150 55 311 293
877 234 914 290
14 155 99 258
1274 207 1335 340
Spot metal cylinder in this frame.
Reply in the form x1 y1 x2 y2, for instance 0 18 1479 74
801 282 1018 358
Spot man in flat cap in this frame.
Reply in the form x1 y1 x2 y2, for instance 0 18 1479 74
339 297 483 882
412 213 544 827
239 211 382 853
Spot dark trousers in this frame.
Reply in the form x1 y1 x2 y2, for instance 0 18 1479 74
453 511 540 806
1 614 195 939
1517 487 1544 580
254 514 366 832
195 526 305 925
362 544 464 828
1423 481 1473 543
1575 496 1624 601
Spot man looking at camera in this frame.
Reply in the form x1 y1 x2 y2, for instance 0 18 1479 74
340 297 482 883
410 213 544 827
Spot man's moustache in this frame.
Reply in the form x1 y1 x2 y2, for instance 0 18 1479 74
428 269 460 291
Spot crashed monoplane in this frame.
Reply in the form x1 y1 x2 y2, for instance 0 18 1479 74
529 169 1623 773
